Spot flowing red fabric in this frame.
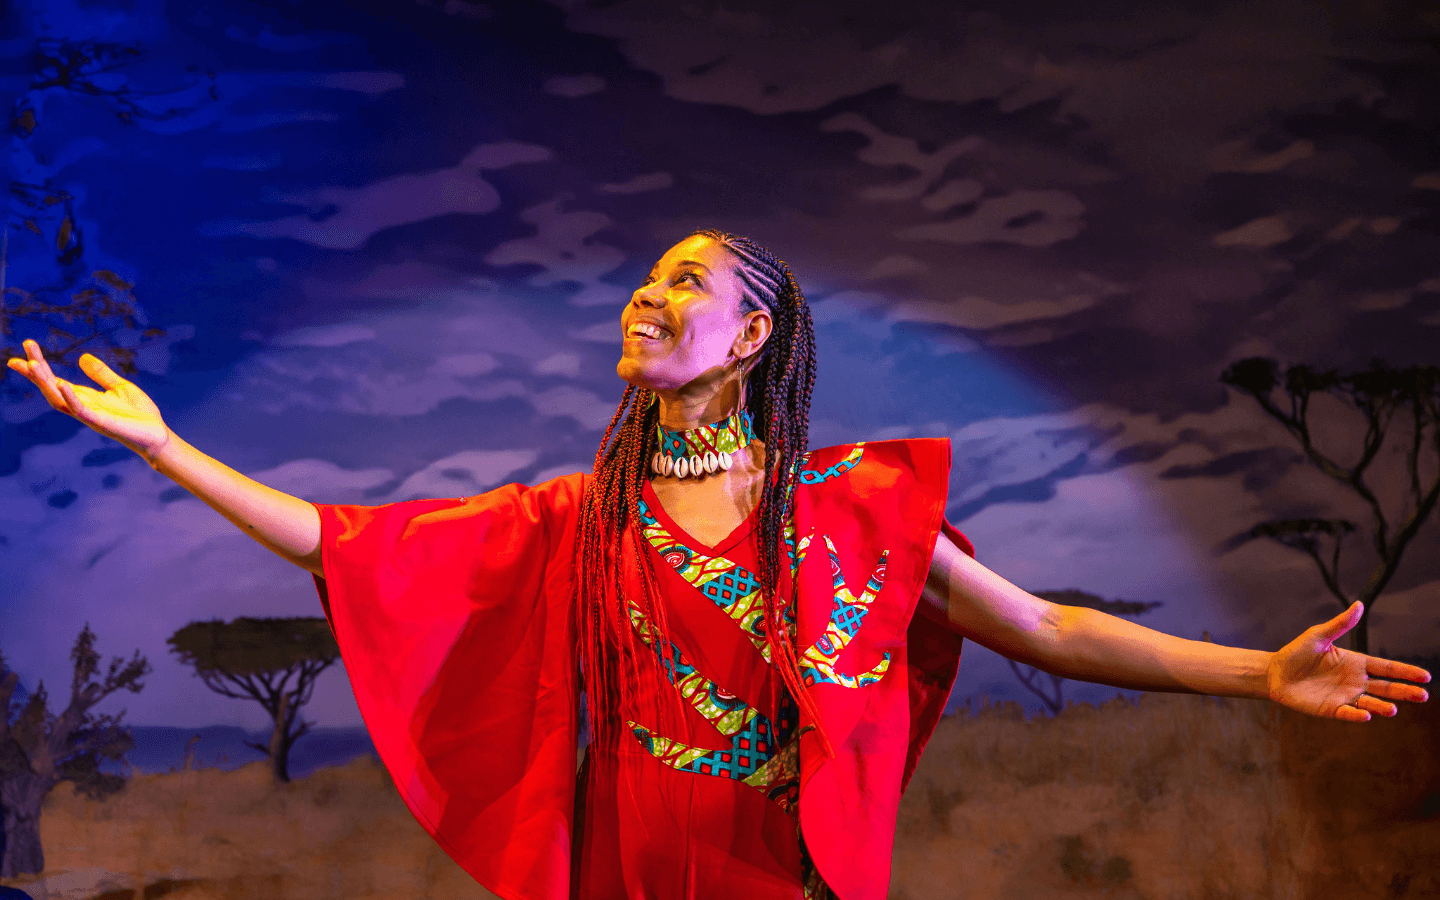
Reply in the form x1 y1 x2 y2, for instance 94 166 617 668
312 438 972 900
787 439 969 899
313 477 585 900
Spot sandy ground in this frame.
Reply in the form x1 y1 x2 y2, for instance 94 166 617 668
4 692 1436 899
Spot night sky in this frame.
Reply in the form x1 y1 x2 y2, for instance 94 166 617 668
3 0 1437 733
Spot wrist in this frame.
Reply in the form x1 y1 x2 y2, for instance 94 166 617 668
1190 642 1273 701
1255 650 1279 702
142 427 178 471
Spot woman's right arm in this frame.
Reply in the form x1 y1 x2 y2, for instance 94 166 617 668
7 339 323 576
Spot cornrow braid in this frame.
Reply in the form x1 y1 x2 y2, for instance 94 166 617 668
576 230 824 755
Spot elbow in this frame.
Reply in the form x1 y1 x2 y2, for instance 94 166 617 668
1017 603 1075 675
299 545 324 579
297 504 324 577
982 600 1069 672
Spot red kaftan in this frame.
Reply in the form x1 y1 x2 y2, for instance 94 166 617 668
312 438 971 900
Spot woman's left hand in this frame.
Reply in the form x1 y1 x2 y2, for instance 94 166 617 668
1268 601 1431 721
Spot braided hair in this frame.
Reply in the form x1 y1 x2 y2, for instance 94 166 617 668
576 230 822 749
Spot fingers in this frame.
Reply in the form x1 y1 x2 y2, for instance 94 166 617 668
1365 656 1432 685
1313 601 1363 645
78 352 126 390
15 340 74 415
1354 694 1398 718
1333 703 1371 723
55 378 90 418
1337 679 1429 723
8 342 129 420
1362 678 1429 704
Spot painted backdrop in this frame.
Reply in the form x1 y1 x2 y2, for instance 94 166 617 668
2 0 1437 741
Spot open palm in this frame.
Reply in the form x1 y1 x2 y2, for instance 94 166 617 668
1268 601 1430 722
6 339 170 458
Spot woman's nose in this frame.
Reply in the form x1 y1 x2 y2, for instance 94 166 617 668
632 285 665 308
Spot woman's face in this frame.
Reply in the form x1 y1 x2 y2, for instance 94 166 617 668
617 235 770 393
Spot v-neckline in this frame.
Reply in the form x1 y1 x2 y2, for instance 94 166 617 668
641 478 759 558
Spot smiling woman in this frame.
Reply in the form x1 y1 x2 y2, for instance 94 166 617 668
6 230 1430 900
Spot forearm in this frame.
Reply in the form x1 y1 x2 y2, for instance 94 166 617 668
148 431 323 575
1038 606 1272 700
927 533 1275 701
928 533 1429 721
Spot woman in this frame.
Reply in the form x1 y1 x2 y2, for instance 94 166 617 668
7 229 1430 900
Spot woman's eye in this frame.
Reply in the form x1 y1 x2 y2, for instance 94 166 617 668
676 273 700 285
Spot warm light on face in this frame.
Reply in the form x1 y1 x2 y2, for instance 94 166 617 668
616 235 759 393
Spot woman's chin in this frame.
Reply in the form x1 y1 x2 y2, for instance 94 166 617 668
616 359 664 391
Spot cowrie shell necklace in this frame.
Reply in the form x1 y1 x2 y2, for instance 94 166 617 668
651 410 755 478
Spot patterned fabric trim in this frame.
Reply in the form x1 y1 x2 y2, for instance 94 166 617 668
635 497 891 690
793 534 892 690
796 443 864 484
636 498 781 660
625 601 802 814
628 445 879 898
656 409 756 460
627 606 756 736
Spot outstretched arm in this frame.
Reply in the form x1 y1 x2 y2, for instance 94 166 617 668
7 340 323 576
919 533 1430 721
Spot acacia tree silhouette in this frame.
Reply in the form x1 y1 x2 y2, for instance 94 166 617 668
167 618 340 784
0 626 149 878
1007 589 1163 715
1221 358 1440 654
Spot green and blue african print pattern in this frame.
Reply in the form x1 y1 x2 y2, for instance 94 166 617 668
796 444 864 484
636 498 783 660
792 534 891 689
625 600 803 813
626 443 882 896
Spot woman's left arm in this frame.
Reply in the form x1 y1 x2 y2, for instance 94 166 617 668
919 533 1431 721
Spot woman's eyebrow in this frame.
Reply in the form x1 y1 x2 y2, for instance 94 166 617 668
675 259 712 273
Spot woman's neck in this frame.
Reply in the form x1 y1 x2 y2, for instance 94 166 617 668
652 376 744 431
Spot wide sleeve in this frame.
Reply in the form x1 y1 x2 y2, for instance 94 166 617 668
311 474 585 900
792 438 972 900
902 516 971 789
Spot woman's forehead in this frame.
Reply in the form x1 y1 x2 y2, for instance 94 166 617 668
653 234 736 272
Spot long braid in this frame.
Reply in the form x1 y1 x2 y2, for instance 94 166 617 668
735 258 822 748
578 385 675 747
577 230 824 753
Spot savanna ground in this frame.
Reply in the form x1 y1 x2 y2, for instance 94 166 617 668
4 692 1436 900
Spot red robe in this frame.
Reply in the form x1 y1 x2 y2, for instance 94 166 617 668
313 438 972 900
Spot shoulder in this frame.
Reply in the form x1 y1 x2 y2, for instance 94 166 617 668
528 469 590 497
382 470 591 530
511 470 589 521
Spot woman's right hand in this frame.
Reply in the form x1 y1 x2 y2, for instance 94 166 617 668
6 339 172 463
8 338 323 574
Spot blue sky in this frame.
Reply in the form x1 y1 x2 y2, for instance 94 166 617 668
2 0 1437 731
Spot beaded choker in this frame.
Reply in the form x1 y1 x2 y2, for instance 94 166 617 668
651 410 755 478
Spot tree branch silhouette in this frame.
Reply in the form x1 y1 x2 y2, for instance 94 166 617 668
4 38 215 400
0 626 149 877
168 618 340 784
1221 358 1440 652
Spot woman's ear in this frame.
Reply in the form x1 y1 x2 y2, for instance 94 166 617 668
733 309 773 363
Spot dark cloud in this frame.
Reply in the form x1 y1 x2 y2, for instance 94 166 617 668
1159 447 1304 493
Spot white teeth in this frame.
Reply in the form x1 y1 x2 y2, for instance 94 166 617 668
629 322 668 340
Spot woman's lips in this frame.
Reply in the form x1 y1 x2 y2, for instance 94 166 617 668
627 322 671 340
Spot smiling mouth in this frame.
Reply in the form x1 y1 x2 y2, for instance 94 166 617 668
627 322 671 340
